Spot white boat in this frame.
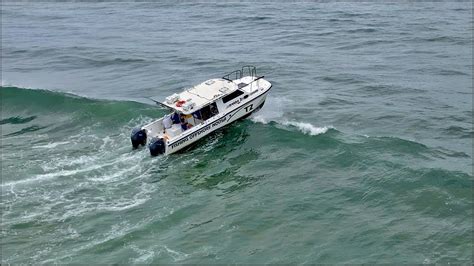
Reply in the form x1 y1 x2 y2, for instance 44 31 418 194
131 66 272 156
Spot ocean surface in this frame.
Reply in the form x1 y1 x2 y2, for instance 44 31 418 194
1 1 472 264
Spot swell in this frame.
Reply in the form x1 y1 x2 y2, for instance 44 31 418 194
0 86 160 123
1 86 471 173
250 112 471 172
0 86 165 140
1 86 333 140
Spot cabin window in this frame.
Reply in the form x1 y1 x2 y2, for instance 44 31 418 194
222 90 244 104
194 102 219 121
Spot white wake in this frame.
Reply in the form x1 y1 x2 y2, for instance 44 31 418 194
250 96 333 136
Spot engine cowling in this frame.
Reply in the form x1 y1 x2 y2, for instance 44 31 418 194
131 128 147 149
149 137 166 156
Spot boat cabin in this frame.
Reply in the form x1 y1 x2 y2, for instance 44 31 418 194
132 66 271 155
147 72 261 141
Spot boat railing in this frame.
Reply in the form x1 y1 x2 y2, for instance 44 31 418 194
222 70 242 81
222 66 257 81
241 65 257 78
222 66 264 93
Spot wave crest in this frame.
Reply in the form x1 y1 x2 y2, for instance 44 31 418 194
282 121 333 136
251 115 333 136
250 96 333 136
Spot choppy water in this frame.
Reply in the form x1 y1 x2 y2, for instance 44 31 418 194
1 2 473 264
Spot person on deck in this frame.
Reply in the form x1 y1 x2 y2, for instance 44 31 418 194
180 113 193 131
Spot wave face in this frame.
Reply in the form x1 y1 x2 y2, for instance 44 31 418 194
1 2 473 264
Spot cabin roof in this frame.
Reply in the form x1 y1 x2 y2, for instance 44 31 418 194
157 78 238 114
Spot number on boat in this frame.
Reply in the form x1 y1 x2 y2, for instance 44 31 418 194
245 104 253 112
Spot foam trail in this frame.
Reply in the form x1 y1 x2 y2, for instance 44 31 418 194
32 141 70 149
250 115 269 124
281 121 333 136
250 96 333 136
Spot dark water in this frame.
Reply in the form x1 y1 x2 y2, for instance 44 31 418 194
1 2 472 264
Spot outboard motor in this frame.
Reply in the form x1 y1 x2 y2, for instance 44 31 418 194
149 137 166 156
131 128 147 149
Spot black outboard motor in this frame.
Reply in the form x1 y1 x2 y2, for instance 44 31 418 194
149 137 166 156
131 128 147 149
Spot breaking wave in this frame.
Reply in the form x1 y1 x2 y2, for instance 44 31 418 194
251 115 333 136
250 96 334 136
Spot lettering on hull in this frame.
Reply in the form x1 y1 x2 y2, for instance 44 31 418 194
168 90 269 152
169 116 227 150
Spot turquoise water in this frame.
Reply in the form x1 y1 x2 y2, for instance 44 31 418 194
1 2 473 264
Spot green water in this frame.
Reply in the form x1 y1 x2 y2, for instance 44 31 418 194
1 86 472 263
1 1 473 263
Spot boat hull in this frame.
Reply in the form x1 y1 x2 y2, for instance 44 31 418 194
164 87 270 155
